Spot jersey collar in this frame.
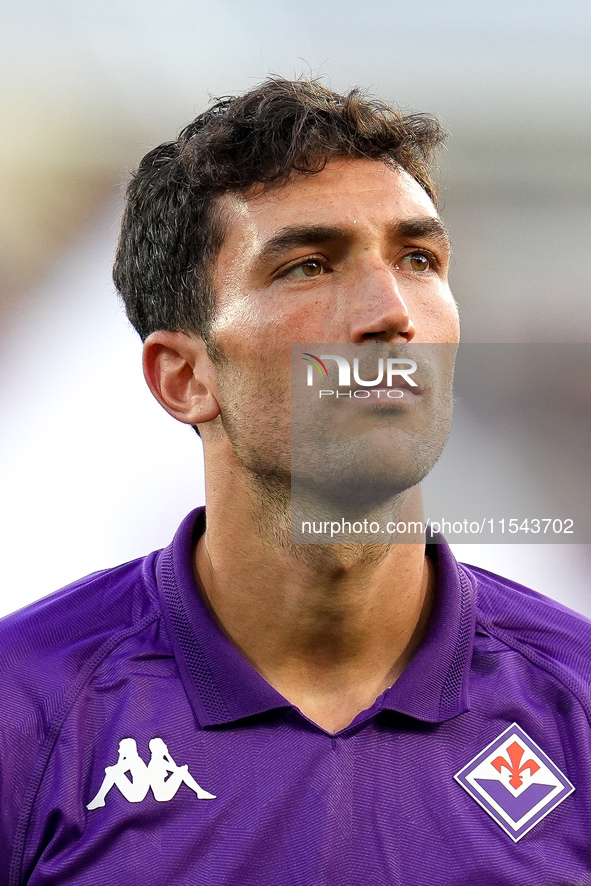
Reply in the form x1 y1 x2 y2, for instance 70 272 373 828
156 508 474 728
379 538 474 722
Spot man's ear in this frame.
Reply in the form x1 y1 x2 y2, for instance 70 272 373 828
142 331 221 426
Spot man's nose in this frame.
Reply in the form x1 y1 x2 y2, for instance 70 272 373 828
346 263 416 343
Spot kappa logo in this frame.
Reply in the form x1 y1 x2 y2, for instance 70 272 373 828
454 723 574 841
87 737 216 810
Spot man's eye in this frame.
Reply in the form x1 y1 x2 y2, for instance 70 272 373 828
403 252 432 273
284 260 325 279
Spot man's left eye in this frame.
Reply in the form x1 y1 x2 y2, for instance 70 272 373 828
403 252 432 272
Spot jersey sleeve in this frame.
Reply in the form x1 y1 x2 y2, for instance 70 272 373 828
0 558 155 884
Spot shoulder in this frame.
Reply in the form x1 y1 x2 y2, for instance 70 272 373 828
462 561 591 702
0 554 165 876
0 554 160 691
0 554 162 774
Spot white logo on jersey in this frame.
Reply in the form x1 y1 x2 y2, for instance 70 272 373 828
87 737 216 809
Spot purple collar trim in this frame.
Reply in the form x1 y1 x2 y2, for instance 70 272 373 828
156 509 473 728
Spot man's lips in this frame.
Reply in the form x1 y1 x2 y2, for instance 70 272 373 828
324 385 424 408
331 378 425 398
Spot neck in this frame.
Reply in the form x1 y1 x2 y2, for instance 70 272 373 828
194 460 434 733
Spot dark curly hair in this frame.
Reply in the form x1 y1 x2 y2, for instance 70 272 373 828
113 78 446 343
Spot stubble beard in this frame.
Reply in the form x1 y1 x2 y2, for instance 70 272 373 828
210 341 455 569
217 387 450 572
214 367 388 568
211 352 295 547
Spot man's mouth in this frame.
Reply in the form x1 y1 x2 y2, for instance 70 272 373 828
333 375 425 400
322 385 424 409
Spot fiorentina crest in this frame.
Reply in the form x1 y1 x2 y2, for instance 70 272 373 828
454 723 574 842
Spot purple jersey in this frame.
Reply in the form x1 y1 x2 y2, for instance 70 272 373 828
1 508 590 884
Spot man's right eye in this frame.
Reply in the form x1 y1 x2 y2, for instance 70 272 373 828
282 259 325 279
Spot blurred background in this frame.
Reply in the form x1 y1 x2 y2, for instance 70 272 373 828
1 0 590 618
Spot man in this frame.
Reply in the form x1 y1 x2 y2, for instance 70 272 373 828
1 79 590 885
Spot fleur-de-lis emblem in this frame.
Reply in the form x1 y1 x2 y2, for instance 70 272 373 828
492 741 540 789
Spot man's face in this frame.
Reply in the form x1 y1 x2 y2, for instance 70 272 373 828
205 158 459 503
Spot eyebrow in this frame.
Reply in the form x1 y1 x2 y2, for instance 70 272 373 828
257 226 344 265
257 216 451 266
389 217 451 250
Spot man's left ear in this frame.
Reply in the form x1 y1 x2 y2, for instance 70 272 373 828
142 331 221 426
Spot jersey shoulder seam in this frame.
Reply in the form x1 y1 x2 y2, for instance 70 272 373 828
9 609 161 886
475 613 591 727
